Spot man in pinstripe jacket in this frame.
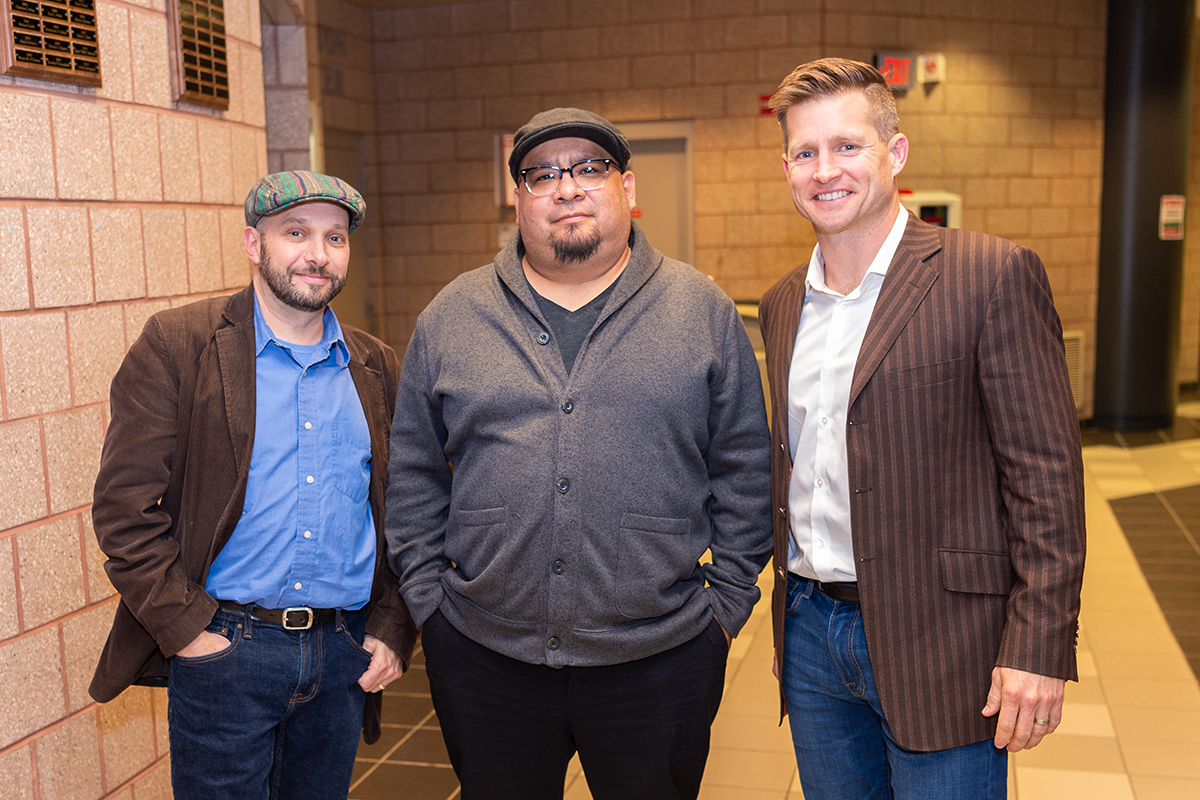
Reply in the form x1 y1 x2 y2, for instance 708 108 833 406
759 59 1085 799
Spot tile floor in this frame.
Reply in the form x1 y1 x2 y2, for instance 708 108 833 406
351 425 1200 800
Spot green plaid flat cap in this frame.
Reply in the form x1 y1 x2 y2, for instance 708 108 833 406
244 171 366 232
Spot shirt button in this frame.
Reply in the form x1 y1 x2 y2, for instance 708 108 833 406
816 478 824 487
304 421 312 430
304 530 312 539
561 400 574 414
553 559 565 574
306 475 314 484
294 582 302 590
537 332 550 345
817 540 825 548
821 416 828 425
555 478 570 494
547 637 560 650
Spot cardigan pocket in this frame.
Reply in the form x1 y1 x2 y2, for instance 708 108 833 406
615 512 699 619
445 505 514 610
939 549 1014 596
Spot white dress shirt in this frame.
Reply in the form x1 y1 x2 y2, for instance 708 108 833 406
787 211 909 582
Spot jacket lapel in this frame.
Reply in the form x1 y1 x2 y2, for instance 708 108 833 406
848 218 942 407
766 267 808 431
214 287 258 475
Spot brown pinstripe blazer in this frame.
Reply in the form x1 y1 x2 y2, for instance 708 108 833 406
759 214 1085 751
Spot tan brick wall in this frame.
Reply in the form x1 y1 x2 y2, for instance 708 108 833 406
372 0 1109 414
315 0 390 333
1182 28 1200 386
0 0 267 794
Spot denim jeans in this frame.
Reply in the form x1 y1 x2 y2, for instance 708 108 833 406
783 575 1007 800
167 607 371 800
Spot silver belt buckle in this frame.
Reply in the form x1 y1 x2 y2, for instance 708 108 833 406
282 606 314 630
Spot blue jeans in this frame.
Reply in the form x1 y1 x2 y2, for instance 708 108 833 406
783 575 1007 800
167 607 371 800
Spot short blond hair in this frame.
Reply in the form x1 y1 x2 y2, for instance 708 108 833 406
768 58 900 146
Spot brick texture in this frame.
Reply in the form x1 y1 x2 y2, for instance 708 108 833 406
0 0 265 793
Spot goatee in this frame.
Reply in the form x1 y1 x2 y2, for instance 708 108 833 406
551 227 602 264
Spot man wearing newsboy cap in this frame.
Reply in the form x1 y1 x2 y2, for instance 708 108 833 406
386 108 773 798
90 171 417 800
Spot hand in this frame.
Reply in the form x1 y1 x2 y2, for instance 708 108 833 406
356 634 404 693
176 630 231 658
982 666 1065 751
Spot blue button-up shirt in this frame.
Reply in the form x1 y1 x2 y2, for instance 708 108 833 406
206 295 375 610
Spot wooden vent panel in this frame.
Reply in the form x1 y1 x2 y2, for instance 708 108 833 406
1 0 101 86
169 0 229 109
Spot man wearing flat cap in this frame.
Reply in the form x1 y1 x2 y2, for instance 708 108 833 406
386 108 773 798
90 171 417 800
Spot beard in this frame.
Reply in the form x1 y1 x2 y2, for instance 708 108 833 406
550 224 602 264
258 245 345 312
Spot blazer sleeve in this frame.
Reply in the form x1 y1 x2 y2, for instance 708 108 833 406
364 341 419 667
91 316 219 658
976 245 1086 681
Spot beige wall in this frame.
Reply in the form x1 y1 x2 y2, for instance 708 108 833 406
371 0 1115 413
316 0 391 335
0 0 267 794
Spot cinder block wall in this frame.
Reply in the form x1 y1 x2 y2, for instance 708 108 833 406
371 0 1118 414
0 0 267 794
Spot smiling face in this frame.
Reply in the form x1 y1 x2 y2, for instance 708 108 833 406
782 90 908 245
514 136 636 277
245 200 350 314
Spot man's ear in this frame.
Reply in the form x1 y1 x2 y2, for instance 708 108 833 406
243 226 262 264
888 132 909 178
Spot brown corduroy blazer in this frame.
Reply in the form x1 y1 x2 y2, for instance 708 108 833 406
759 214 1086 752
88 285 417 744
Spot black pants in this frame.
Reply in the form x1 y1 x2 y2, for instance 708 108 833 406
421 610 728 800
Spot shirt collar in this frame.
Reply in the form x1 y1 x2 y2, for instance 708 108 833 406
252 292 349 367
805 208 910 299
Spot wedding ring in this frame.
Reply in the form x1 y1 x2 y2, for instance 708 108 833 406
1034 717 1050 725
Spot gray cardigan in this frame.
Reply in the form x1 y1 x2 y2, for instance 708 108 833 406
386 225 772 666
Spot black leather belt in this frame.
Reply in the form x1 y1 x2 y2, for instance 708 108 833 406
217 600 337 630
814 580 860 604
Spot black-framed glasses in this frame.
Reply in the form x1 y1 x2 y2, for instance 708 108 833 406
519 159 616 196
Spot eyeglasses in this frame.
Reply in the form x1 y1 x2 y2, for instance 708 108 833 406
519 159 616 196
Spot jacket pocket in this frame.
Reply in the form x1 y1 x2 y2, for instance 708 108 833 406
616 513 699 619
888 357 964 388
939 549 1014 596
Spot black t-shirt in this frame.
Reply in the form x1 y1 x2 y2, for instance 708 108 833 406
532 281 617 375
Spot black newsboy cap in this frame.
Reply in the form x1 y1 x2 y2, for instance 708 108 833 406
508 108 632 181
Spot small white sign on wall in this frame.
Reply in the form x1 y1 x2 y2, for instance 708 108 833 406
1160 195 1186 241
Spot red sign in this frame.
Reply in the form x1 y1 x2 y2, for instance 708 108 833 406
875 53 913 90
759 94 774 117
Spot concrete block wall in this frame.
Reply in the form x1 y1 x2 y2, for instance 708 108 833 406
316 0 390 331
371 0 1111 414
0 0 268 794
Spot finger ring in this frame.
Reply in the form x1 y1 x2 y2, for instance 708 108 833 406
1034 718 1050 725
378 684 387 692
